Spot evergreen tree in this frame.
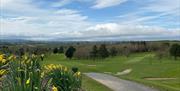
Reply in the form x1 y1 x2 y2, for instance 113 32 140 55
65 46 76 59
170 44 180 60
58 46 64 53
53 48 58 54
98 44 109 58
90 45 98 59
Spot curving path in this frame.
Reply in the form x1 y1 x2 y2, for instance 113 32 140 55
84 73 158 91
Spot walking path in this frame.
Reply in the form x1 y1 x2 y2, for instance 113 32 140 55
84 73 158 91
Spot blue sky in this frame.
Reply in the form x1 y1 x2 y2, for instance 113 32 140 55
0 0 180 41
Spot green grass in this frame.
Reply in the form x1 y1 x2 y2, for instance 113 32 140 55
42 53 180 91
82 75 112 91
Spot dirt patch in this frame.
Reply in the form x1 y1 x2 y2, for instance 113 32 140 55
87 65 96 67
144 77 177 80
115 69 132 76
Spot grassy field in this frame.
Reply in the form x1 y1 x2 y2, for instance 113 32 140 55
42 52 180 91
82 75 112 91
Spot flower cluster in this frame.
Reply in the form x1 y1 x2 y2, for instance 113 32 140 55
0 54 82 91
43 64 82 91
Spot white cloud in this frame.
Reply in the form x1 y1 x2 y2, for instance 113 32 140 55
92 0 128 9
142 0 180 16
52 0 72 7
82 23 180 37
0 0 91 38
1 0 179 41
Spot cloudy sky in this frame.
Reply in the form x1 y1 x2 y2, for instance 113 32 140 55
0 0 180 41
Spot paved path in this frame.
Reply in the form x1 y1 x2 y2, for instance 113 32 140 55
84 73 158 91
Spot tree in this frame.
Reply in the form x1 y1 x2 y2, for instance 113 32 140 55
156 43 169 60
170 44 180 60
19 48 25 57
123 46 130 57
110 47 118 57
98 44 109 58
53 48 58 54
65 46 76 59
58 46 64 53
90 45 98 59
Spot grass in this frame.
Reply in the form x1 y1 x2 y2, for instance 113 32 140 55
42 52 180 91
82 75 112 91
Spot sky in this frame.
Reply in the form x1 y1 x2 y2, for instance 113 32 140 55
0 0 180 41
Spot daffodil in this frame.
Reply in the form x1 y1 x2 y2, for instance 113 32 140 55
41 72 44 78
1 59 6 64
24 55 28 60
52 85 58 91
0 54 5 61
77 72 81 76
0 69 8 76
64 67 68 72
32 54 36 58
8 55 16 60
26 78 30 85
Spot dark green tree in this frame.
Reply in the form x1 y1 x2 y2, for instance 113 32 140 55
65 46 76 59
98 44 109 58
19 48 25 57
170 44 180 60
53 48 58 54
58 46 64 53
90 45 98 59
110 47 118 57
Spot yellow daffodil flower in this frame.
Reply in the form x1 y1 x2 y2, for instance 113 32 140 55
1 59 6 64
0 54 5 61
77 72 81 76
26 78 30 85
52 85 58 91
0 69 8 76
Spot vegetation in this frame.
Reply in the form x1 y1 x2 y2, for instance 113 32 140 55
90 45 98 59
65 46 76 59
43 53 180 91
58 46 64 54
0 41 180 91
0 54 82 91
109 47 118 57
170 44 180 60
98 44 109 58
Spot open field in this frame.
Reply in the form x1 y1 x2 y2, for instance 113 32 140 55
42 52 180 91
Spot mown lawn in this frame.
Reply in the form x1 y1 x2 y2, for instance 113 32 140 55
42 53 180 91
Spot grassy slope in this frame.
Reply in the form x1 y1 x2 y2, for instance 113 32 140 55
42 53 180 91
